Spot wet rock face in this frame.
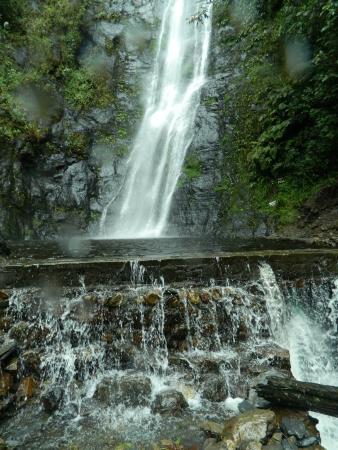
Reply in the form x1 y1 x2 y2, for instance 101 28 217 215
151 389 188 416
0 0 244 239
222 409 276 446
0 0 158 239
94 374 152 407
41 386 64 413
0 282 292 420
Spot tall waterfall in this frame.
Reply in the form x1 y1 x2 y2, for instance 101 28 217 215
100 0 212 238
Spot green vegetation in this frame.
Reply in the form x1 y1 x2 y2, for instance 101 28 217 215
182 155 202 180
0 0 118 147
215 0 338 228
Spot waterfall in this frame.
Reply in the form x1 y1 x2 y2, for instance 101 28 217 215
100 0 213 238
288 311 338 450
260 264 338 450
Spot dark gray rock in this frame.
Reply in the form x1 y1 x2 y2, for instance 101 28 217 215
201 375 228 402
238 399 256 413
280 417 307 440
151 389 188 415
281 438 298 450
298 436 320 448
94 374 151 407
41 386 64 413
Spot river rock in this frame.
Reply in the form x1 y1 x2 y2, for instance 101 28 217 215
17 376 37 399
151 389 188 415
281 438 298 450
9 321 31 345
82 294 98 305
200 421 223 439
5 358 18 373
41 386 64 413
0 317 11 332
222 409 276 447
238 400 256 413
297 436 319 447
280 417 306 440
21 350 41 375
187 290 200 305
104 293 124 308
201 375 228 402
0 339 17 363
204 440 228 450
0 437 8 450
240 443 262 450
144 291 161 306
94 374 151 407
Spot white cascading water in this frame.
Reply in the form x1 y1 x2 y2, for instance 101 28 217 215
288 311 338 450
100 0 212 238
260 263 338 450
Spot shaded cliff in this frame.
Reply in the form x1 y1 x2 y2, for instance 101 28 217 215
0 0 337 240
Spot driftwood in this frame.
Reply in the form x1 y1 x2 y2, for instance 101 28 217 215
256 376 338 417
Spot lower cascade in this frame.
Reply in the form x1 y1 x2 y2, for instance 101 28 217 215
0 262 337 449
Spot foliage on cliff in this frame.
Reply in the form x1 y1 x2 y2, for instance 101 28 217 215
0 0 116 146
215 0 338 230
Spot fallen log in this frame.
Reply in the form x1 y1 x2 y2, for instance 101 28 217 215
256 376 338 417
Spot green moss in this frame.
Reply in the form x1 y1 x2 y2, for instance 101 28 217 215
66 132 90 158
182 155 202 180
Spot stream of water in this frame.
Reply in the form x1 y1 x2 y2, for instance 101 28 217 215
100 0 212 238
260 264 338 450
1 263 337 449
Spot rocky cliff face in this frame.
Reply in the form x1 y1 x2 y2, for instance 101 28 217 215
0 0 246 239
0 0 155 238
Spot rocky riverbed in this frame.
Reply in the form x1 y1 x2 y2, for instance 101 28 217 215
0 258 336 449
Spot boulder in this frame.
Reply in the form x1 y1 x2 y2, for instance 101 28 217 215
200 421 223 439
281 438 297 450
151 389 188 415
222 409 276 448
9 321 30 345
240 443 262 450
187 290 200 305
94 374 151 407
21 350 41 375
17 377 37 399
104 293 124 308
0 339 17 365
202 375 228 402
298 436 319 447
204 441 228 450
238 400 256 413
144 291 161 306
41 386 64 413
280 417 306 440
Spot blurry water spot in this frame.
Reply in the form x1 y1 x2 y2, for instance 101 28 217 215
58 238 91 258
229 0 257 27
285 38 312 78
13 85 62 125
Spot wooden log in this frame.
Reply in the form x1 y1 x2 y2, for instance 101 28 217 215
256 376 338 417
